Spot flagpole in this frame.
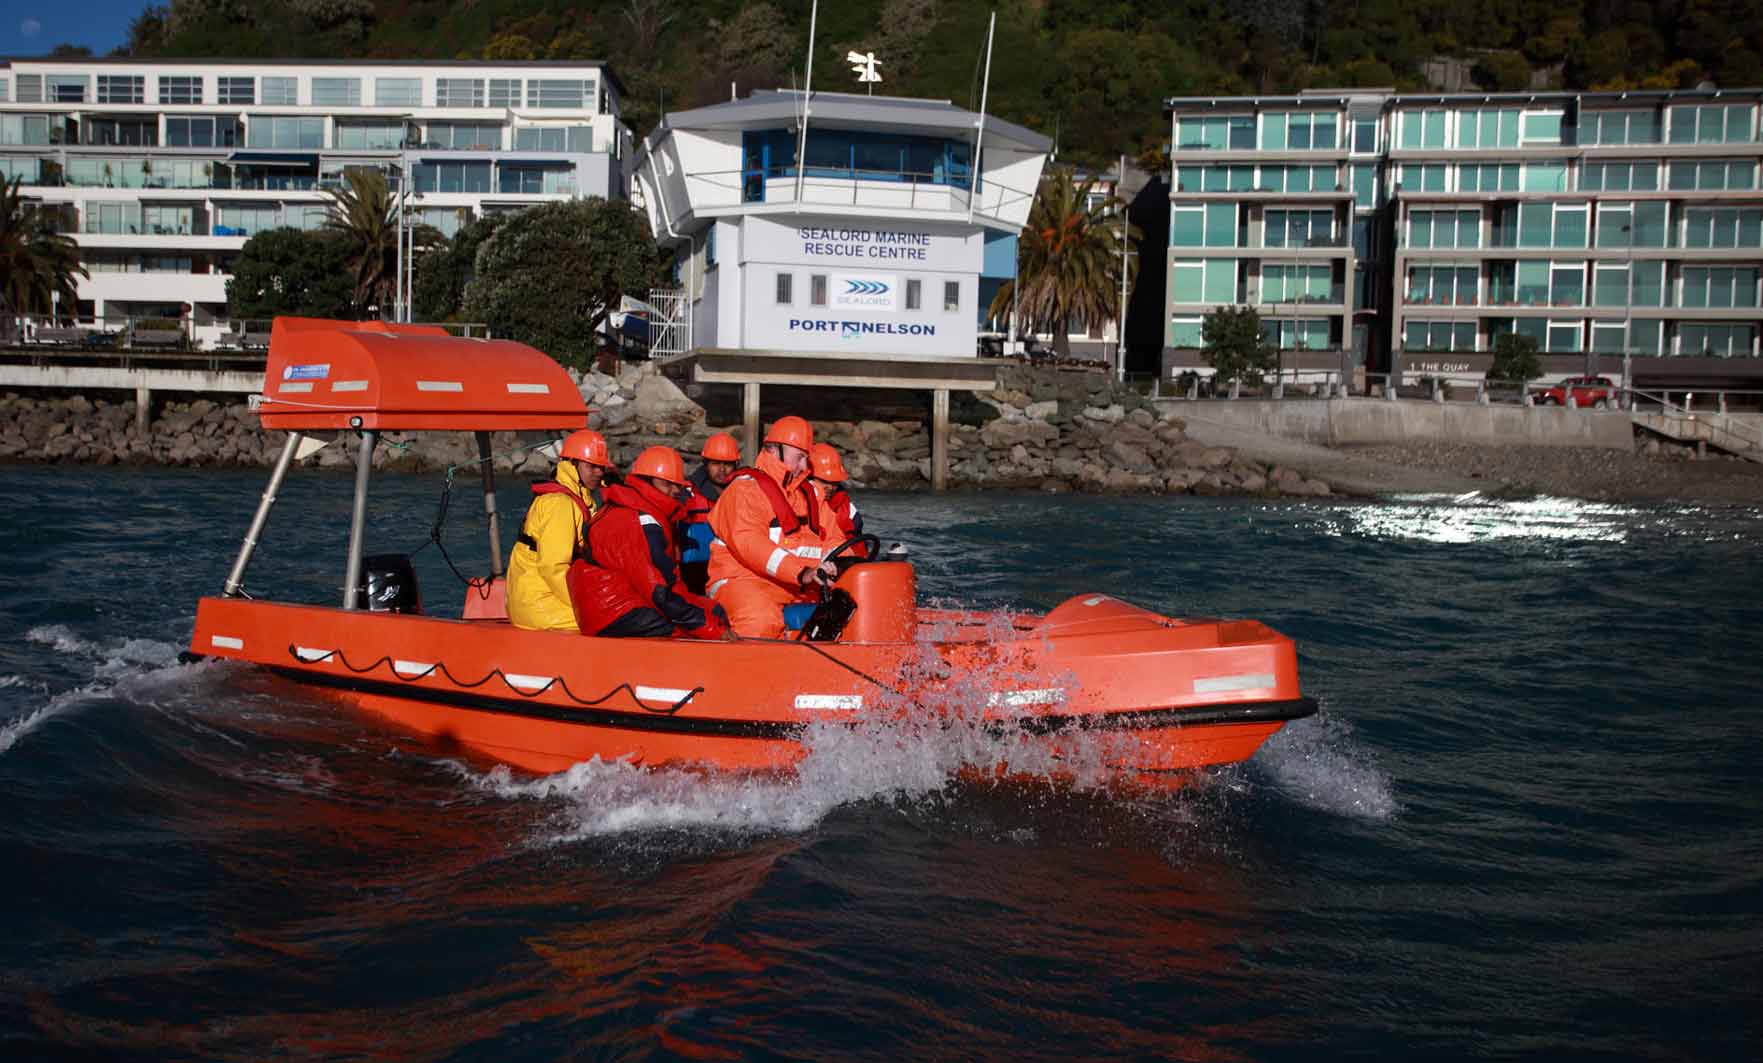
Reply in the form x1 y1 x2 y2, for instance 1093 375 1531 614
967 11 995 223
793 0 818 210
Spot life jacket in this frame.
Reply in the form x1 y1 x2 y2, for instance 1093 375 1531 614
825 486 867 557
679 488 714 567
517 480 595 559
729 466 823 539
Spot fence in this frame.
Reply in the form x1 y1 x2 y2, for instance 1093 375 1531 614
2 313 489 356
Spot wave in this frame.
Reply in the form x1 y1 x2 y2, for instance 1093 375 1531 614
3 627 205 758
1252 708 1398 820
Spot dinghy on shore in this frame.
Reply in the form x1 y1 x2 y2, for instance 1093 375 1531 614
190 318 1315 787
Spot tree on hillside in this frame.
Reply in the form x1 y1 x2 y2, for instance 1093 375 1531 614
0 176 86 321
1200 306 1276 387
988 167 1140 358
322 168 440 316
224 229 355 320
462 199 664 368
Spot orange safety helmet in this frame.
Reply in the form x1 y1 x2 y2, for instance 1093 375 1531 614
701 432 741 462
809 443 848 483
764 415 814 452
629 445 690 486
559 429 614 468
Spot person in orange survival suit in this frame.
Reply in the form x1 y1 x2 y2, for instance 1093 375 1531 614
566 446 730 639
706 416 841 639
678 432 741 595
507 429 615 632
807 443 866 562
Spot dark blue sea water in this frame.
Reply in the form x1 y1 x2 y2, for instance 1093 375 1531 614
2 463 1761 1062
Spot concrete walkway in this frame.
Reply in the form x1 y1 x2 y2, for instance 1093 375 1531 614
1178 409 1489 497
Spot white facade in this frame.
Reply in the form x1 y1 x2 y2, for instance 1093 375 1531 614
0 58 631 341
631 89 1050 359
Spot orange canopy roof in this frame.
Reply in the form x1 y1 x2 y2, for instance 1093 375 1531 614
256 317 588 432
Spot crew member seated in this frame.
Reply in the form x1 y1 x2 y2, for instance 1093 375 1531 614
679 432 740 595
506 429 614 632
808 443 866 562
706 416 841 639
568 446 729 639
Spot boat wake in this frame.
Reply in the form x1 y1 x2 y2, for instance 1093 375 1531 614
1 625 207 757
1250 706 1397 820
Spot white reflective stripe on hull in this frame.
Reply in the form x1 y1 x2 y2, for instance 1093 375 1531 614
1193 673 1276 694
987 688 1065 708
506 383 550 394
794 694 862 711
393 659 436 677
503 673 553 690
635 685 693 703
209 635 244 650
415 380 464 392
293 645 332 662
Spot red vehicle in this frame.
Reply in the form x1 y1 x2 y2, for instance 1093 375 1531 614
1535 375 1618 408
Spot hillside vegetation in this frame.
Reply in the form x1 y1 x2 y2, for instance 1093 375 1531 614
99 0 1763 167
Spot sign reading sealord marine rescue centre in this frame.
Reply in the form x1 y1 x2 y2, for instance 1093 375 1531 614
739 216 982 357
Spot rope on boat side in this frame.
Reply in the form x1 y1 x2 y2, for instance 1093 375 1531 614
284 644 702 715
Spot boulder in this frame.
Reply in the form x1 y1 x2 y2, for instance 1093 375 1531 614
1023 399 1059 421
1082 403 1126 423
1108 441 1154 473
1199 446 1234 469
631 372 704 423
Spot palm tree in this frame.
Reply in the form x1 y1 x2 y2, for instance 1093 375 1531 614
0 175 86 330
988 167 1141 358
322 167 440 317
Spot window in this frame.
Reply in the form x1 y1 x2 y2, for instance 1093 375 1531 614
1667 160 1756 191
165 115 241 147
776 273 793 305
1582 161 1658 193
214 204 280 237
1171 203 1238 248
85 117 158 146
412 160 491 193
1400 109 1448 149
0 115 52 146
14 75 42 103
1405 264 1478 306
1518 203 1587 248
373 78 421 107
740 128 973 187
1404 321 1478 352
1400 164 1446 193
905 278 921 310
218 77 254 105
1263 263 1328 304
246 116 324 149
1522 162 1568 192
1351 164 1379 209
47 74 87 103
1267 208 1334 248
1677 323 1757 356
97 75 143 104
1684 207 1763 249
141 205 193 235
434 78 485 107
1457 108 1520 149
158 76 202 104
1547 321 1582 353
1549 262 1585 306
1175 115 1254 151
1459 163 1519 193
1263 112 1338 151
705 226 716 266
514 126 593 152
1582 110 1658 146
1681 267 1760 309
1670 104 1756 144
497 165 574 194
431 122 504 150
1176 164 1254 192
335 121 405 150
311 78 361 106
489 79 521 107
811 274 827 306
1521 112 1564 144
262 77 298 105
944 281 960 312
528 80 589 108
1352 118 1379 154
1262 318 1330 350
1407 210 1479 250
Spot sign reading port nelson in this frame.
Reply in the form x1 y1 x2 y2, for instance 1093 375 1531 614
741 216 982 356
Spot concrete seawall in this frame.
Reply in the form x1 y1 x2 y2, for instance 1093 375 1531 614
1160 398 1637 451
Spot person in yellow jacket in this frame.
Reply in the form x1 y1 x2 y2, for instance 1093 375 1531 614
706 416 841 638
507 429 615 632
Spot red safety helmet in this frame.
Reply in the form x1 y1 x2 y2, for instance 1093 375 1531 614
701 432 741 462
629 445 689 486
558 429 614 468
809 443 848 483
764 415 813 451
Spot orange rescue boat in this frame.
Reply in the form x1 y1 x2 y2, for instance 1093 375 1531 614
190 318 1316 787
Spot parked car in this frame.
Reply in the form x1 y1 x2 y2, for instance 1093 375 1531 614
1534 375 1618 408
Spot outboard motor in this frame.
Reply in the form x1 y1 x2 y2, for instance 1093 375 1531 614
880 542 909 562
356 553 422 614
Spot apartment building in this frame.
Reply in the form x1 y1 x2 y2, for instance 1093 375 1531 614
0 58 631 342
1165 88 1763 386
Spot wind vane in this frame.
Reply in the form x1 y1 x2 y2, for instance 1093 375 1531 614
847 51 882 94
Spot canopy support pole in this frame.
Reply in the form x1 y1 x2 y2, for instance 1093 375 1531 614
476 431 503 577
742 381 761 465
342 430 377 609
931 388 949 492
223 431 301 597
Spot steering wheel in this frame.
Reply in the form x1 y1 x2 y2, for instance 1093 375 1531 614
823 534 882 570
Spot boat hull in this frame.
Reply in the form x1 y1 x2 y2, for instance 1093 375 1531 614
192 594 1316 786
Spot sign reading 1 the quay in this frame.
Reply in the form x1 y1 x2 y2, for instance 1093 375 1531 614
798 227 932 262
